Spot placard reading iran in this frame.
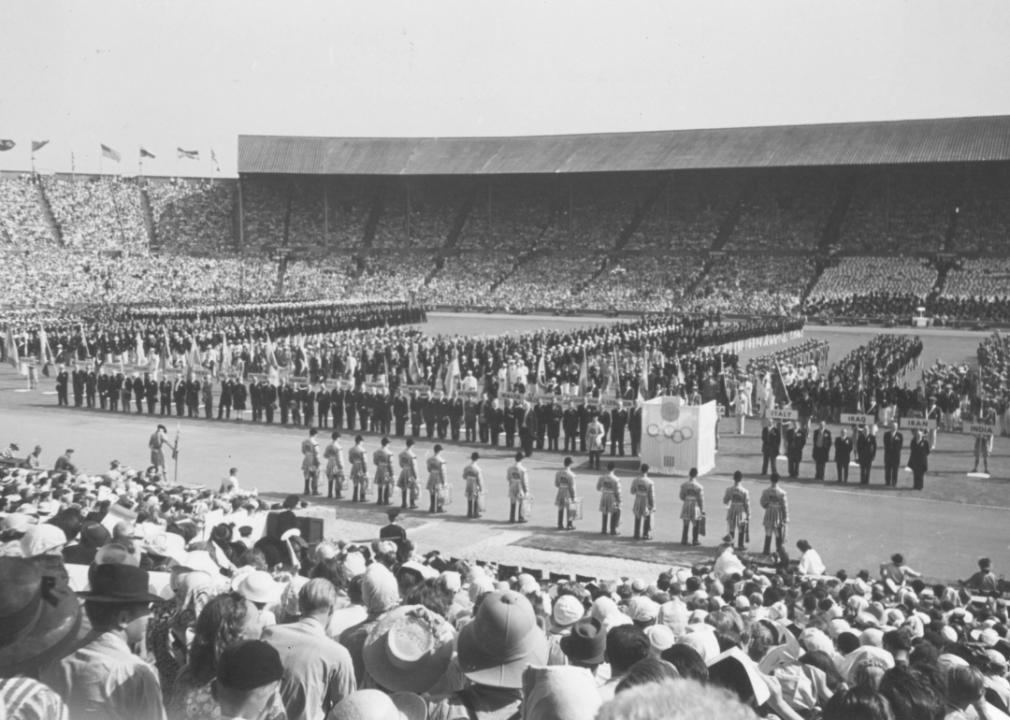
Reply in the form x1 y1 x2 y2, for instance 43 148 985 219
768 408 799 420
402 384 431 394
841 413 872 425
900 417 937 430
965 424 997 436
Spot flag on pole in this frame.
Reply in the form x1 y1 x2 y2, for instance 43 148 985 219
0 140 14 152
140 147 155 159
444 349 460 393
101 144 121 162
211 150 220 171
408 344 421 384
31 140 49 152
579 347 590 395
39 325 54 377
382 354 390 387
3 327 18 370
187 343 201 370
771 357 791 407
638 347 649 402
135 332 146 365
536 354 546 394
177 148 199 160
609 346 621 398
856 359 865 412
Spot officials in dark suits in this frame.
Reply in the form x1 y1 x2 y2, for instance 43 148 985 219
785 421 806 478
834 428 852 483
882 422 904 487
811 421 832 480
762 421 781 475
610 401 628 456
856 426 877 485
218 378 232 419
56 367 69 406
907 429 930 491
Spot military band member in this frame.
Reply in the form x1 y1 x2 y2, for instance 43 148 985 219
811 421 832 481
464 452 484 519
631 464 657 541
149 424 175 475
426 444 447 514
723 471 750 550
301 428 321 496
554 457 577 530
883 421 904 487
349 436 369 502
761 420 781 475
398 438 419 509
679 467 704 546
597 462 621 536
507 451 529 524
908 428 930 490
372 437 395 505
587 414 605 470
324 431 345 499
760 473 789 555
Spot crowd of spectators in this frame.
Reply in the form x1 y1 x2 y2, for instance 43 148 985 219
949 166 1010 252
420 253 516 308
726 171 834 252
147 179 235 253
687 257 816 316
576 256 706 313
1 441 1009 720
804 257 938 319
41 176 149 252
0 176 52 247
933 259 1010 322
348 254 433 303
487 254 602 311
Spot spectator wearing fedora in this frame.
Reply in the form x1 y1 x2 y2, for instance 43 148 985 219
560 617 608 679
212 640 285 720
42 563 166 720
427 590 548 720
263 578 355 720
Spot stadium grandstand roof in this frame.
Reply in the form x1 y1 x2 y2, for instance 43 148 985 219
239 114 1010 176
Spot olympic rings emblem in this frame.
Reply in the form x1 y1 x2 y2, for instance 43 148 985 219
647 424 661 437
661 425 693 443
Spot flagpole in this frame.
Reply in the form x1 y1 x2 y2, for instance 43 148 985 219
173 422 180 484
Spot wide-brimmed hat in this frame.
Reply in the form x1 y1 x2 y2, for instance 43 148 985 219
234 570 282 605
142 532 187 564
363 604 456 694
0 556 84 676
78 563 161 603
549 595 584 633
457 590 548 688
559 617 606 664
328 689 424 720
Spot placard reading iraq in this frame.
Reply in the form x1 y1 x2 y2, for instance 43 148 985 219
900 417 937 430
841 413 872 425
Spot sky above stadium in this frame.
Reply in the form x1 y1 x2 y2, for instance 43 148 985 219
2 0 1009 177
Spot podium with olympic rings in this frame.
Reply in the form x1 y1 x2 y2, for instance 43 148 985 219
640 396 718 477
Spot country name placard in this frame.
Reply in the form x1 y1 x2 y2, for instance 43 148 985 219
900 417 937 430
768 408 799 420
964 424 997 436
841 413 872 425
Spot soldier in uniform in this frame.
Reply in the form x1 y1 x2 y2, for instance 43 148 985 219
834 427 852 482
723 470 750 550
324 431 345 499
547 399 563 452
760 473 789 555
883 421 904 486
554 456 577 530
562 402 579 453
349 435 369 502
586 413 605 470
398 438 419 509
630 463 657 541
507 451 529 523
610 400 628 456
761 419 781 475
301 428 321 496
56 365 69 406
373 437 395 505
811 420 832 481
409 391 424 437
394 390 409 437
463 452 484 519
679 467 704 546
908 428 930 490
426 444 447 514
596 462 621 536
856 425 877 485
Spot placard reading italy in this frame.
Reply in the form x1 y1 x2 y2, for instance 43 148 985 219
841 413 872 425
900 417 937 430
768 408 799 420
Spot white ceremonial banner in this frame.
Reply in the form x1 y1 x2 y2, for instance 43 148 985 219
640 397 717 477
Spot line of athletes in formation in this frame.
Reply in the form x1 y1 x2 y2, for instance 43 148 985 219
297 428 789 552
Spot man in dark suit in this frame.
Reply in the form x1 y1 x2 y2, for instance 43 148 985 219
377 391 392 435
144 374 158 414
85 369 97 408
134 374 145 413
488 399 503 446
56 366 69 406
422 392 436 438
811 420 832 480
578 402 591 452
562 402 579 453
332 386 345 429
71 368 85 407
291 383 304 425
122 375 134 413
629 400 643 457
907 428 930 491
534 399 549 450
218 378 232 419
762 420 781 475
173 377 186 416
501 399 515 447
356 387 370 432
547 399 563 452
882 421 904 487
303 384 316 427
785 421 806 478
278 381 292 425
109 372 122 412
97 370 109 410
409 392 424 437
448 393 464 441
834 427 852 482
262 381 277 424
476 395 488 443
250 380 262 422
520 400 537 458
395 390 410 437
344 388 356 431
856 425 877 485
317 387 330 429
610 400 628 456
186 377 201 418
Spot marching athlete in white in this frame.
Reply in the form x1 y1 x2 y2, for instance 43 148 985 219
464 452 484 519
507 451 529 524
397 438 419 509
722 470 750 550
554 456 578 530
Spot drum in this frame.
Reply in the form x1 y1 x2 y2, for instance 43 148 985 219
437 484 453 506
567 499 583 521
477 491 487 513
521 495 533 519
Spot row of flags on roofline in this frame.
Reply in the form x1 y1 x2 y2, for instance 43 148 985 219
0 140 215 168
